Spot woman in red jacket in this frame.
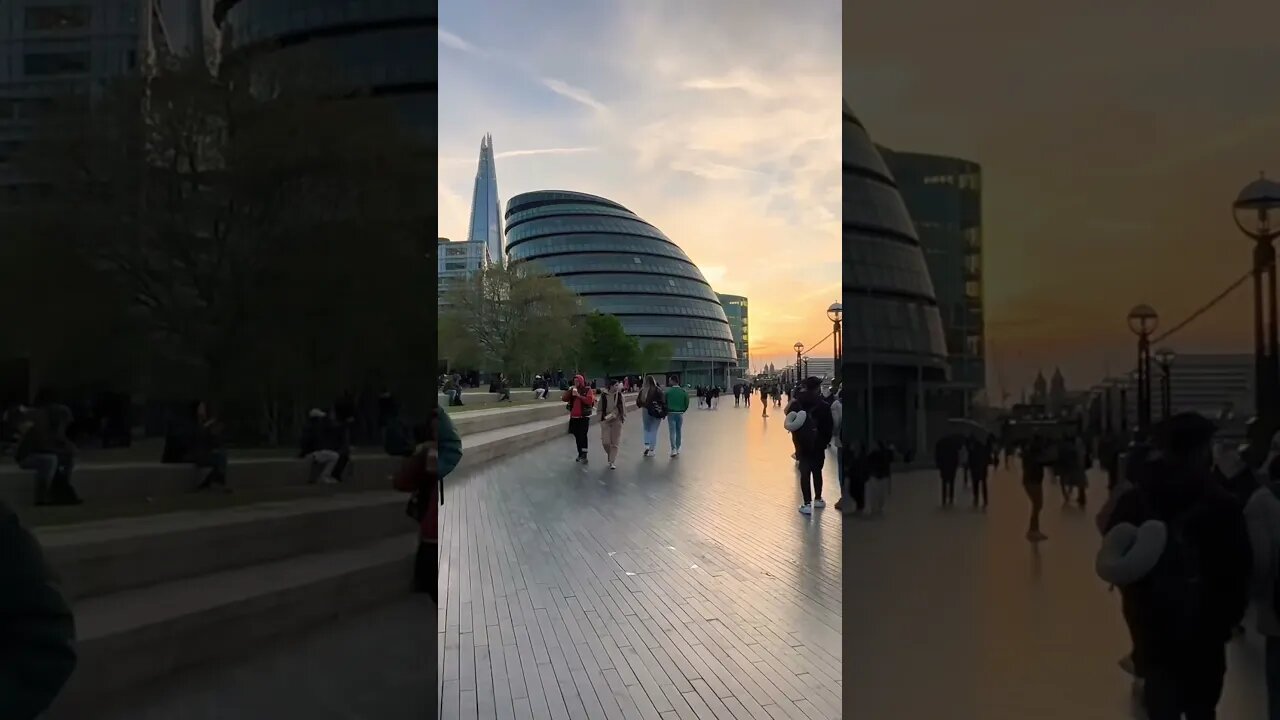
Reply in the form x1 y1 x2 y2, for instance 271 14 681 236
562 374 596 464
394 407 460 598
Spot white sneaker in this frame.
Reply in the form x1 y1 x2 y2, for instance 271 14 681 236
799 503 812 515
319 476 338 485
670 450 678 458
609 463 617 470
813 498 826 509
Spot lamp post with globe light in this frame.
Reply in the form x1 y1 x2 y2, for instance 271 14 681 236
1234 173 1280 429
1127 304 1159 438
827 302 843 379
1156 348 1176 421
793 342 804 383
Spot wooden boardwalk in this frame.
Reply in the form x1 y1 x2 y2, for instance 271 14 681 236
438 405 842 720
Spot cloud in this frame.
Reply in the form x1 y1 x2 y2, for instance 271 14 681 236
438 28 482 55
682 71 780 98
495 147 599 159
540 77 608 113
669 160 761 181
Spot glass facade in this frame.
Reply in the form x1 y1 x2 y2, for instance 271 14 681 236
879 149 985 396
506 190 737 385
842 102 947 371
843 100 949 451
216 0 431 137
466 133 502 267
717 294 749 374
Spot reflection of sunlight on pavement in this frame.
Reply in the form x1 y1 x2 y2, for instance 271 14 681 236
438 403 841 719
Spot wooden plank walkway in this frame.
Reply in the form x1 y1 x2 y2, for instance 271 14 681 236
438 406 842 720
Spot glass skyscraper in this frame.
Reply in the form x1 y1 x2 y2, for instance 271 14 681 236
506 190 737 386
467 133 503 266
843 100 949 451
716 294 749 374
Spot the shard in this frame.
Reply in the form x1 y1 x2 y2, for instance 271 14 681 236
466 134 504 265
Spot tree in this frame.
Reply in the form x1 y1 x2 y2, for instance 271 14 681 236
439 263 580 385
637 341 675 379
580 313 639 378
8 53 432 442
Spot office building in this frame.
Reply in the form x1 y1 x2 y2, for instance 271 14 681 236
716 293 749 374
506 190 737 387
437 236 486 304
467 133 503 266
214 0 432 137
879 148 985 415
0 0 204 205
843 100 949 452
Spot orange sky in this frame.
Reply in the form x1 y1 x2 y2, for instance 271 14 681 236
846 1 1280 398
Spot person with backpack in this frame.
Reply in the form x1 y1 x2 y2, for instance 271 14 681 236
786 377 833 515
562 375 596 463
637 376 666 457
664 377 689 457
1104 413 1252 720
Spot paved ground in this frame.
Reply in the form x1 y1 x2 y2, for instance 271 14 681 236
843 460 1269 719
95 594 431 719
438 401 843 720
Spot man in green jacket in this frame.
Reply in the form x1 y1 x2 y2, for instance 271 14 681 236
664 377 690 457
0 502 77 719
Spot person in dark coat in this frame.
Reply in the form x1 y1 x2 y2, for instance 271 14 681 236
935 435 961 507
969 436 991 509
1105 414 1252 719
0 501 77 718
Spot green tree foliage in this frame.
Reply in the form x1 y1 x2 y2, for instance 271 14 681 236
439 263 580 385
6 54 432 442
580 313 640 378
637 341 675 379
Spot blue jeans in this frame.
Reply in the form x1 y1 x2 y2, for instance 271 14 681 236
1268 635 1280 720
642 412 662 449
668 412 684 450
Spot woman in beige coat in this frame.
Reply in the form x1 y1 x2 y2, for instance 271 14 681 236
599 378 627 469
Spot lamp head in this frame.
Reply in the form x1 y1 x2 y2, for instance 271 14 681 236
827 302 843 323
793 342 804 353
1155 347 1176 367
1233 172 1280 242
1127 303 1159 336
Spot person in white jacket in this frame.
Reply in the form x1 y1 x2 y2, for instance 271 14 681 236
1245 464 1280 720
829 390 848 512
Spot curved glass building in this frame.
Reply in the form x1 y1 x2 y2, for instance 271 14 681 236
843 100 948 451
505 190 737 386
213 0 432 136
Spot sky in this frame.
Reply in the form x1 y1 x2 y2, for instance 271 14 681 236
846 1 1280 401
439 0 842 373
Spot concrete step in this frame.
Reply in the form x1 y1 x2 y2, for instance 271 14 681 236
45 534 418 718
453 415 568 476
38 491 415 600
450 401 567 435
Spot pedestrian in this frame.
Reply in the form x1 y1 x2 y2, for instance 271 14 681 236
958 437 970 489
664 377 689 457
733 384 742 408
0 500 78 718
970 436 990 509
1103 413 1251 720
598 378 626 470
935 434 960 507
637 376 666 457
1023 435 1048 541
192 400 230 493
561 375 596 463
743 384 752 408
13 391 82 505
760 384 769 417
299 408 341 484
866 442 891 516
831 390 853 513
787 377 834 515
1245 452 1280 720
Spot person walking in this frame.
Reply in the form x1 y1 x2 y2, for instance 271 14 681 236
760 384 770 417
935 434 961 507
664 377 689 457
743 384 752 409
562 375 596 463
1023 435 1048 541
637 376 666 457
598 379 627 470
733 384 742 408
1104 413 1251 720
970 436 990 509
1245 459 1280 720
866 442 891 516
831 390 853 513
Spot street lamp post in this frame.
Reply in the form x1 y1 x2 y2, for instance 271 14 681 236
1156 348 1176 421
1119 378 1129 438
1127 304 1159 438
1234 173 1280 433
827 302 843 380
1103 381 1115 436
793 342 804 384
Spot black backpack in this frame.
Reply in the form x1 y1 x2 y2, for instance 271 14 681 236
792 411 820 452
647 399 668 419
1144 502 1207 639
